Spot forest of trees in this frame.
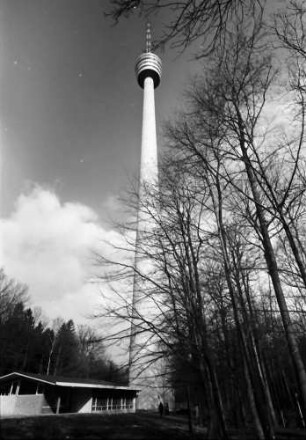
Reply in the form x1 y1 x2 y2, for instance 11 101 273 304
0 269 127 383
100 1 306 439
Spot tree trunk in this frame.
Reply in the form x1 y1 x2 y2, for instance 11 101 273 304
209 179 269 439
243 358 266 440
238 127 306 421
200 355 228 439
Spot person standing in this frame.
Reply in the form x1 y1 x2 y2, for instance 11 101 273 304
158 401 164 417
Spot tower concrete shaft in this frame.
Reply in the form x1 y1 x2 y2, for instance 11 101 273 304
139 75 158 190
128 24 169 410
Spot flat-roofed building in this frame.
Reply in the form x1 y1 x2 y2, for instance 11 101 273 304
0 371 139 417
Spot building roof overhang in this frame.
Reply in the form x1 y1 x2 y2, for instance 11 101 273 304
0 372 140 392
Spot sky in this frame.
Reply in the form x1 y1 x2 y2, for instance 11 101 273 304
0 0 196 333
0 0 287 359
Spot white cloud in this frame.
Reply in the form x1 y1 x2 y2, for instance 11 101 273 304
0 185 127 325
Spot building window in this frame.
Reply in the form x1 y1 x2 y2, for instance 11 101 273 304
113 397 121 410
92 395 133 412
126 397 133 409
92 397 107 412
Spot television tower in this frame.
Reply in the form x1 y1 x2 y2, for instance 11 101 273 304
128 23 163 409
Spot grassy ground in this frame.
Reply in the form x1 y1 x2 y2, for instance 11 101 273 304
0 413 201 440
1 412 306 440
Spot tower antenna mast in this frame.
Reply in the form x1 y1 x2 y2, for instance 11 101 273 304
145 21 151 53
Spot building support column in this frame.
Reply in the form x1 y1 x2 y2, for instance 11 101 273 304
56 396 61 414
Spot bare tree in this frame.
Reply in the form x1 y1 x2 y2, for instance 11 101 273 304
100 0 306 435
162 7 306 424
0 269 28 323
106 0 265 55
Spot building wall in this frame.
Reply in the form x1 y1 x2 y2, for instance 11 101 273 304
0 394 49 417
70 389 92 413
